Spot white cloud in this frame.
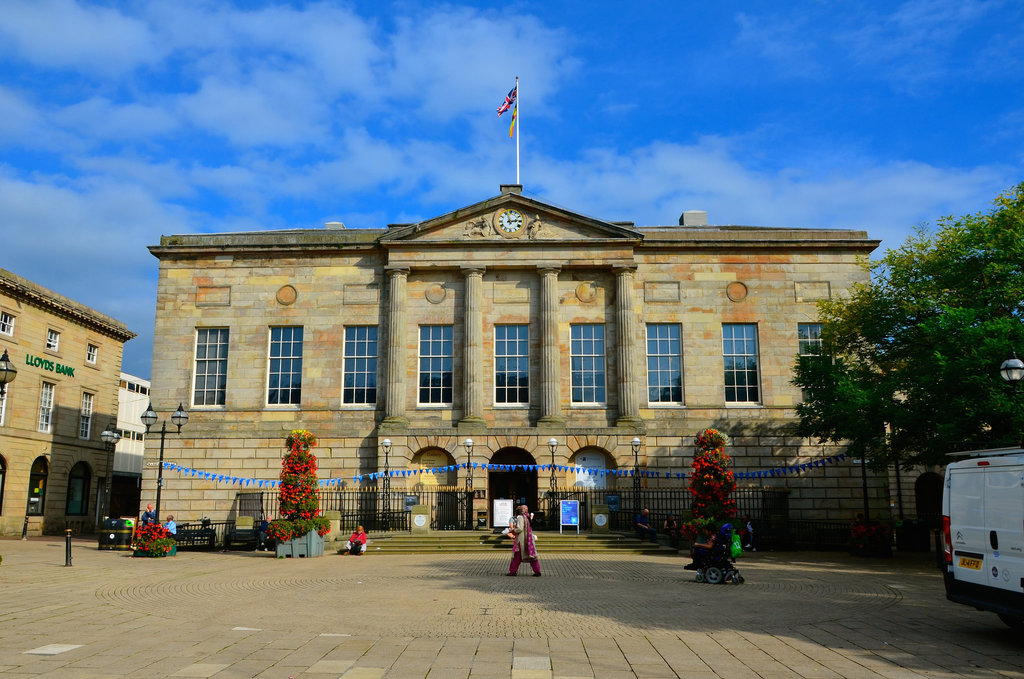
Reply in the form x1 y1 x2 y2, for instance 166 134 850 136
0 0 162 75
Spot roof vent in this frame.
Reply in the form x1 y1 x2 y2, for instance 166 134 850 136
500 184 523 195
680 210 707 226
325 221 346 230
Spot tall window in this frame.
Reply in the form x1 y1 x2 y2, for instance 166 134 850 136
27 457 47 515
343 326 378 405
495 324 529 405
268 326 303 405
46 329 60 351
646 323 682 403
79 392 94 439
0 388 6 427
723 323 760 403
86 343 98 364
65 462 90 516
571 324 606 404
193 328 229 406
418 325 453 405
0 311 14 336
798 323 824 356
38 381 55 432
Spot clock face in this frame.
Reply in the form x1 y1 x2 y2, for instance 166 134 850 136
497 209 524 233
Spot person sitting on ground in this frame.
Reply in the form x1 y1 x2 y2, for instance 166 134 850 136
345 525 367 555
663 514 679 549
164 515 177 536
634 508 657 542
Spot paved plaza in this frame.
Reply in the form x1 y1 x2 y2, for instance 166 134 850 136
0 536 1021 678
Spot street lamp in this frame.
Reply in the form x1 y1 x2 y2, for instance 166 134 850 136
1000 352 1024 385
141 402 189 523
380 438 391 529
548 438 558 493
0 348 17 399
631 437 642 515
463 438 474 491
99 423 121 528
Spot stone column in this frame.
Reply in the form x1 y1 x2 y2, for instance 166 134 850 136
615 266 641 425
384 267 409 424
538 266 563 424
460 267 485 425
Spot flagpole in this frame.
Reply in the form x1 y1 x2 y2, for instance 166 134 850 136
515 76 520 185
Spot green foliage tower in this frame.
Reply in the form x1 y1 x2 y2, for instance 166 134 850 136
267 429 330 542
681 428 737 540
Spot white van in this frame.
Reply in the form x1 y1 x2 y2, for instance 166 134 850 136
942 447 1024 629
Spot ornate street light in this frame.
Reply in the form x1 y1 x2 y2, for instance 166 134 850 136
1000 352 1024 385
631 437 642 515
548 438 558 493
0 348 17 399
463 438 474 491
380 438 392 529
99 423 122 529
141 402 189 523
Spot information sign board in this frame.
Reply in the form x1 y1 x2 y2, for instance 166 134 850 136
559 500 580 534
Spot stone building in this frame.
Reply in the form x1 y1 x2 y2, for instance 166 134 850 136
145 186 887 526
0 268 135 536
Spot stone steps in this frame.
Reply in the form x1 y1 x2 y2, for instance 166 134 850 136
339 531 683 555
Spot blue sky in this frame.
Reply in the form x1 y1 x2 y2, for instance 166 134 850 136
1 0 1021 379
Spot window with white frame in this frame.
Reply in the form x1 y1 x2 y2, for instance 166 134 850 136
86 343 98 364
46 329 60 351
571 324 606 404
798 323 823 356
193 328 229 406
723 323 761 403
79 392 94 439
0 311 14 336
268 326 303 405
494 324 529 405
342 326 378 405
646 323 682 404
418 325 453 405
38 381 55 432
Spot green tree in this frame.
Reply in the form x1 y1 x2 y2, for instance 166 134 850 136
794 183 1024 470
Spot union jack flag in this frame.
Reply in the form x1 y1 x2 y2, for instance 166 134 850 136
496 85 517 116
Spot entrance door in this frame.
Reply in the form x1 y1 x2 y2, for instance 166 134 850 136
487 448 538 525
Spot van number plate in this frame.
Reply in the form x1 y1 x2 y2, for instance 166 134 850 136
958 556 983 570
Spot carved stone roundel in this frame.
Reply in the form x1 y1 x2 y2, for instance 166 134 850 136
425 284 447 304
726 281 748 302
276 285 297 306
576 282 597 303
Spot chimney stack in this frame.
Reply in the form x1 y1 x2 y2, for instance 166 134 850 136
679 210 707 226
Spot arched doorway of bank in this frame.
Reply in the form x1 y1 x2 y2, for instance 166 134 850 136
487 448 538 527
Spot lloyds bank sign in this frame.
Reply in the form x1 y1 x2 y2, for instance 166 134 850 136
25 354 76 377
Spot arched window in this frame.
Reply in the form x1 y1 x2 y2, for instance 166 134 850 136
27 456 48 516
572 451 610 490
65 461 90 516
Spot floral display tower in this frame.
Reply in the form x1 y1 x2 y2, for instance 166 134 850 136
680 428 737 541
268 429 330 558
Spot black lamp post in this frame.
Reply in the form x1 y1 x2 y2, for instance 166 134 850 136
632 437 642 515
380 438 391 529
141 402 188 524
463 438 473 491
0 348 17 400
548 438 558 493
1001 351 1023 445
99 423 121 528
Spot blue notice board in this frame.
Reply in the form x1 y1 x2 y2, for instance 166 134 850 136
559 500 580 534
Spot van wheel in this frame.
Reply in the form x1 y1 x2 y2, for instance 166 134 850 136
998 613 1024 629
705 567 723 584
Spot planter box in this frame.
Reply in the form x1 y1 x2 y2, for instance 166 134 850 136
133 545 177 557
276 531 325 558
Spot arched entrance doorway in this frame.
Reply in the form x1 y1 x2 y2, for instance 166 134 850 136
488 448 538 526
915 472 943 528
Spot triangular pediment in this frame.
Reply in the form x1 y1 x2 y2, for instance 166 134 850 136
379 191 642 244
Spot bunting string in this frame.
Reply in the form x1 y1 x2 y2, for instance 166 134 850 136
159 453 847 487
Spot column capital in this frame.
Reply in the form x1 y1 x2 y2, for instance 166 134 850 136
385 266 410 277
460 266 486 276
537 265 562 275
612 264 638 275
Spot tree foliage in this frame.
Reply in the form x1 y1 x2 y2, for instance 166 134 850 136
793 183 1024 468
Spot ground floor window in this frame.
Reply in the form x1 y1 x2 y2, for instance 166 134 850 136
65 461 90 516
27 456 47 515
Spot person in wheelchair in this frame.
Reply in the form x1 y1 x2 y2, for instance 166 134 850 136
686 523 743 584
